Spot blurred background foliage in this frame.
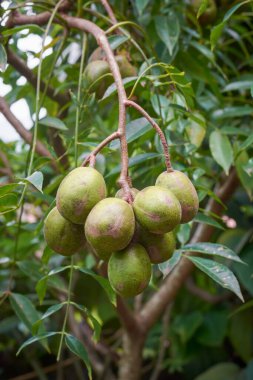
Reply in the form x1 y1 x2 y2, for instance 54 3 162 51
0 0 253 379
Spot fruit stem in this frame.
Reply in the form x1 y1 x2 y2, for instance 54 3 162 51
125 100 173 172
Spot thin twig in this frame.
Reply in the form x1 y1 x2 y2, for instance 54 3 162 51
82 131 120 166
185 277 231 304
100 0 117 25
0 96 57 170
125 99 173 172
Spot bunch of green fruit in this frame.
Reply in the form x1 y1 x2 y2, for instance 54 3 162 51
44 167 198 298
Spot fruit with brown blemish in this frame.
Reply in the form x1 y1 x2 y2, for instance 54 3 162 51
84 60 113 97
84 197 135 261
138 225 176 264
115 187 139 200
108 243 151 297
56 167 107 225
155 170 199 224
44 207 85 256
133 186 181 234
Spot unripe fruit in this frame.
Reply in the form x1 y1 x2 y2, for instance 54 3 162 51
133 186 181 234
84 60 112 97
56 167 107 225
44 207 85 256
139 226 176 264
115 187 139 200
85 198 135 261
108 243 151 297
155 170 199 224
115 55 137 77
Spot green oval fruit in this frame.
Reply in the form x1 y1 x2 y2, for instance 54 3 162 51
44 207 85 256
108 243 151 297
115 187 139 200
85 198 135 261
139 226 176 264
192 0 217 25
155 170 199 224
115 55 137 77
56 167 107 225
84 60 112 97
88 47 106 63
133 186 181 234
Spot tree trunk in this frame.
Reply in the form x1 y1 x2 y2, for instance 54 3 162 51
118 329 145 380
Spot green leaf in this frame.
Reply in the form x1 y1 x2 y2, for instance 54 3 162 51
186 256 244 301
155 13 180 56
212 106 253 119
65 335 92 380
223 79 253 92
135 0 150 14
158 251 182 278
32 303 65 335
76 267 116 306
0 44 7 72
229 310 253 362
194 213 225 230
180 242 244 263
110 118 151 149
197 311 227 347
210 21 226 51
0 193 18 212
36 277 48 305
39 116 68 131
196 0 209 19
195 362 240 380
0 183 23 196
17 332 58 356
238 134 253 153
108 35 129 50
174 311 203 343
10 293 42 332
236 152 253 199
23 171 44 193
209 130 233 175
2 24 44 37
72 303 101 342
106 153 160 177
223 0 250 22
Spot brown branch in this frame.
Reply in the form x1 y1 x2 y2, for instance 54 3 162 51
100 0 118 25
5 10 132 196
7 48 69 106
0 150 13 180
82 131 120 166
185 277 231 304
0 96 58 170
116 296 140 333
138 168 239 332
125 100 173 172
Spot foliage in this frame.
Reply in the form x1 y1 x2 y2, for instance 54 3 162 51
0 0 253 379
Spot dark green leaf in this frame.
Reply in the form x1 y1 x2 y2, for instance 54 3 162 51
76 267 116 306
17 332 58 356
155 13 180 56
39 116 68 131
209 130 233 175
135 0 150 14
108 35 129 50
210 22 226 51
72 303 101 342
10 293 41 331
65 335 92 380
158 251 182 278
0 193 18 212
186 256 244 301
195 362 240 380
2 25 44 37
180 242 244 263
32 303 65 334
212 106 253 119
0 183 23 197
106 153 161 177
194 213 225 230
110 118 151 149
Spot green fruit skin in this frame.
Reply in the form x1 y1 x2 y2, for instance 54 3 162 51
139 226 176 264
85 198 135 261
44 207 85 256
56 167 107 225
133 186 182 234
84 60 112 97
108 243 151 297
115 56 137 77
155 170 199 224
115 187 139 200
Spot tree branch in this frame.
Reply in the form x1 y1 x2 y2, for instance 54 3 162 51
0 150 13 181
100 0 117 25
82 131 120 166
7 48 69 106
0 96 57 170
125 99 173 172
138 168 239 332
